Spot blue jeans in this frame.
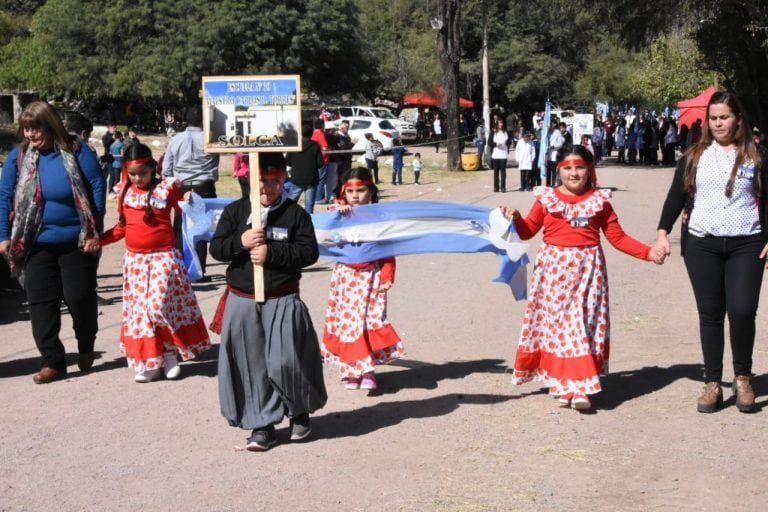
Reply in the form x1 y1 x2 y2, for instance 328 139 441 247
315 165 328 202
287 182 316 214
315 163 338 202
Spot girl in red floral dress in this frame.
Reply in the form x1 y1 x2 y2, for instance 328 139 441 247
100 143 210 383
501 145 662 410
321 167 404 391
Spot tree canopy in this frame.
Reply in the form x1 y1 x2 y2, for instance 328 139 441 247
0 0 767 129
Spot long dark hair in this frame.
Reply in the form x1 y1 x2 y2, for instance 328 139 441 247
338 166 379 204
118 143 160 226
683 91 761 197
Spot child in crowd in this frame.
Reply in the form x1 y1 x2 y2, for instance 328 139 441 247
363 133 380 184
501 145 661 411
321 167 404 391
108 130 124 198
391 138 406 185
412 152 422 185
209 152 327 452
515 131 536 191
100 143 210 383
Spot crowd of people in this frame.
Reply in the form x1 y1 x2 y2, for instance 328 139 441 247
1 91 767 452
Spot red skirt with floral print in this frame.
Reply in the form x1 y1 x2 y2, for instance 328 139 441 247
511 242 609 396
321 261 404 377
120 249 210 371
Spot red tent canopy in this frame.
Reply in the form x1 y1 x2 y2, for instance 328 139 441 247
677 86 716 130
403 86 474 109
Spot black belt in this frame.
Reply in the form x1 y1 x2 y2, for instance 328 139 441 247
184 180 214 187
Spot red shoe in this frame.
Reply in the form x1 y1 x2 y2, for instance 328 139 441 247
558 392 574 406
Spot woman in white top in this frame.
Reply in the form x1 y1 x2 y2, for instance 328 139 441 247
488 119 510 192
432 113 442 153
654 91 768 414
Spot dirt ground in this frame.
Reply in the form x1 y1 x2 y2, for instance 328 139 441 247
2 143 768 512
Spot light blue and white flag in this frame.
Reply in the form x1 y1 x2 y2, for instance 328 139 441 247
181 197 530 299
179 194 234 282
538 101 551 180
312 201 529 299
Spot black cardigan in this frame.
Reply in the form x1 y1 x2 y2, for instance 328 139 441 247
657 146 768 254
209 197 319 293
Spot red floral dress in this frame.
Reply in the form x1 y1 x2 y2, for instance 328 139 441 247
511 187 651 396
101 178 210 372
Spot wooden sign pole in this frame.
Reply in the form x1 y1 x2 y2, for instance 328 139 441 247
249 152 265 302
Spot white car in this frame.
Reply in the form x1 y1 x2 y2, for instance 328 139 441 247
328 116 400 154
336 106 417 141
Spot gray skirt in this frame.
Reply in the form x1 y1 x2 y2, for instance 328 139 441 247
218 292 328 430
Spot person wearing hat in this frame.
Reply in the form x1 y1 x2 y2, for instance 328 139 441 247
209 152 327 451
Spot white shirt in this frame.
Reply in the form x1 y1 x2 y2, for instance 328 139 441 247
491 131 509 160
688 143 760 237
548 130 564 162
433 118 442 136
515 139 535 170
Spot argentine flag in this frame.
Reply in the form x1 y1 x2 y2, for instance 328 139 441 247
181 197 530 299
311 201 529 299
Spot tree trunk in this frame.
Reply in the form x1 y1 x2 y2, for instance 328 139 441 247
436 0 462 171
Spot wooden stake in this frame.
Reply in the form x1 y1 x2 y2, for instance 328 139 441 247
249 153 265 302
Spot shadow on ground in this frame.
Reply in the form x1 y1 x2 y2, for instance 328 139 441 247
598 363 702 410
369 358 509 395
313 392 520 440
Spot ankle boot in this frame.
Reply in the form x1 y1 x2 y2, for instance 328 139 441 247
733 375 756 413
697 381 723 413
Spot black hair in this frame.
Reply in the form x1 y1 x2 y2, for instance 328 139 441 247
259 151 286 171
339 166 379 204
119 142 160 226
556 143 593 165
185 105 202 127
64 112 93 137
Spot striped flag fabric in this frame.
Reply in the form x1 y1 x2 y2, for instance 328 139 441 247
181 196 530 299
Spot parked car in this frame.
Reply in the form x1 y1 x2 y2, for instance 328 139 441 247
327 116 400 154
336 106 417 141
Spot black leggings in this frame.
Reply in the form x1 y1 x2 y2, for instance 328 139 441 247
491 158 506 192
683 233 765 382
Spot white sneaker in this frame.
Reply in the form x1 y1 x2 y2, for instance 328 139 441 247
163 353 181 380
108 192 116 199
134 368 160 383
571 393 591 410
